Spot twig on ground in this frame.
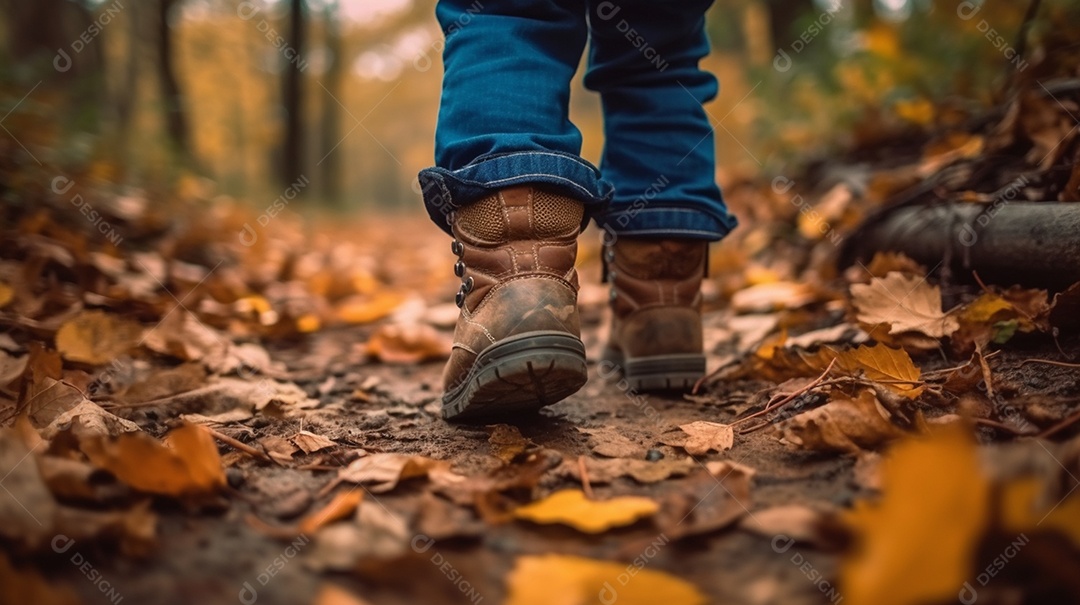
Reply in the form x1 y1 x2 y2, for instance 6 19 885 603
732 359 837 428
578 455 593 499
1038 408 1080 439
206 426 274 464
1020 358 1080 369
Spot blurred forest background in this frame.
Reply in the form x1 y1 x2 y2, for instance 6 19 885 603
0 0 1071 212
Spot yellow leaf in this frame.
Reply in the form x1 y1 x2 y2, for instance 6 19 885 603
82 423 226 497
830 343 924 399
506 554 706 605
894 98 935 126
512 489 658 534
296 314 321 333
1001 477 1080 547
334 292 406 325
0 281 12 308
55 310 143 365
841 425 989 605
299 491 364 536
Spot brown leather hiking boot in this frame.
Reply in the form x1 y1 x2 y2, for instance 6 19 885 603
441 186 588 421
602 238 707 391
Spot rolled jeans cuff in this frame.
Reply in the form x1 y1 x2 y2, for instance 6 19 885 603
597 206 738 242
418 150 614 235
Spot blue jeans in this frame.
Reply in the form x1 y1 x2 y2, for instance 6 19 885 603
418 0 737 241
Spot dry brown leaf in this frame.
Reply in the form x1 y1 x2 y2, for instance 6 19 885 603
512 489 658 534
738 504 834 547
731 282 819 313
662 421 734 455
559 456 697 485
862 252 927 280
326 452 457 494
851 272 958 342
506 554 706 605
40 400 141 440
578 426 641 459
291 430 337 454
259 435 300 463
81 423 226 497
55 310 143 365
365 323 452 364
0 429 58 549
777 389 906 453
307 502 410 570
658 463 754 540
841 425 988 605
25 378 85 427
142 310 227 362
488 424 530 463
0 350 27 387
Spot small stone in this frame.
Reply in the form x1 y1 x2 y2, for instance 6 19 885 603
645 449 664 462
225 467 245 488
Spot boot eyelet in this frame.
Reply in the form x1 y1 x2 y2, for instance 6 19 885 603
604 248 615 262
609 288 618 301
463 276 474 293
455 289 465 307
454 260 466 277
451 240 464 256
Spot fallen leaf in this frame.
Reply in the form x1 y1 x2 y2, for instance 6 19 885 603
738 504 834 548
334 292 406 325
512 489 658 534
312 584 374 605
0 281 13 309
40 400 141 440
0 429 57 549
291 430 337 454
55 310 143 365
25 378 85 428
851 272 958 341
259 435 300 463
81 423 226 497
0 351 27 387
299 491 364 535
325 453 457 494
142 310 227 362
831 343 925 399
365 323 451 364
559 456 697 485
307 503 410 570
732 282 819 313
661 421 734 455
840 425 988 605
505 554 706 605
578 426 641 459
777 389 907 453
0 552 81 605
657 463 754 540
488 424 530 463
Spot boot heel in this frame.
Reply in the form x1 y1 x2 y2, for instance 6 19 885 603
623 354 705 392
442 331 588 421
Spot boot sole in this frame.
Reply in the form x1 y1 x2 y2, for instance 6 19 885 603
442 331 588 422
603 349 705 392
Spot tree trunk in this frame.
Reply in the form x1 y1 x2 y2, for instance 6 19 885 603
319 1 343 206
156 0 193 162
282 0 306 190
839 202 1080 290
